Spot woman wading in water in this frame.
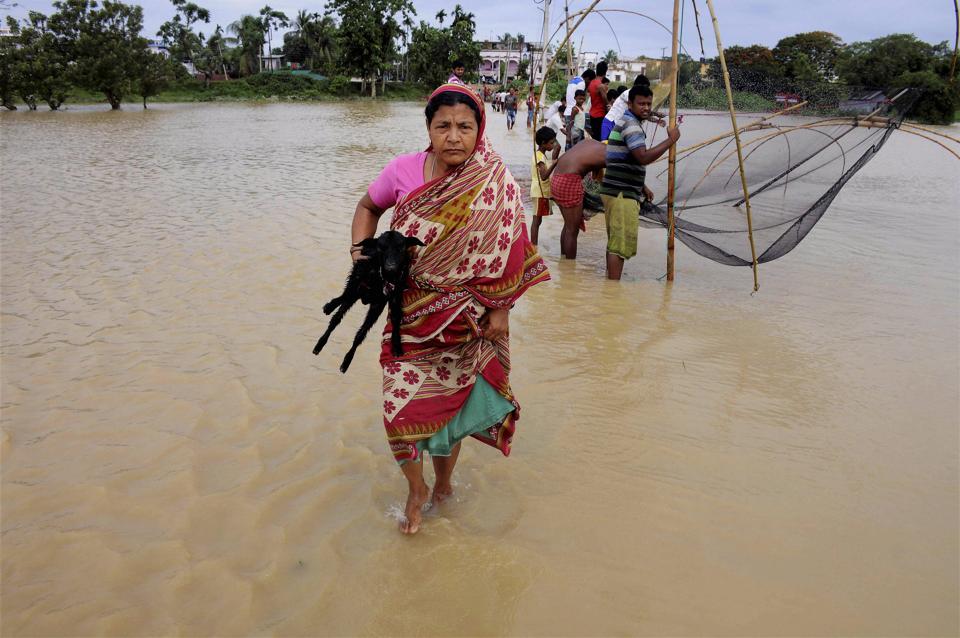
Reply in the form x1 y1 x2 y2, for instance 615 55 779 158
351 84 550 534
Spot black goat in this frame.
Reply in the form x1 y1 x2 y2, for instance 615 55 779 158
312 231 425 373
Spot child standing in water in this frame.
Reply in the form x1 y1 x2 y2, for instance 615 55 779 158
530 126 561 245
565 89 587 150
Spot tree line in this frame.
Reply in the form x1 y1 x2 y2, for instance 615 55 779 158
0 0 485 109
701 31 959 124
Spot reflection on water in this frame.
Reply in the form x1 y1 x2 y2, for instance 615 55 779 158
2 102 958 636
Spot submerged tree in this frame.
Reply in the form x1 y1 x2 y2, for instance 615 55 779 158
134 45 178 107
6 12 71 110
0 31 18 109
49 0 148 110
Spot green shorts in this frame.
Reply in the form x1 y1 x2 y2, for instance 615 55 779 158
602 193 640 259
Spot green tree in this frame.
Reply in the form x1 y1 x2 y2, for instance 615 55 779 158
0 29 19 109
283 10 338 72
7 12 71 109
722 44 778 75
259 5 288 69
134 46 176 107
773 31 843 81
603 49 618 65
157 0 209 63
407 4 479 87
839 34 936 88
49 0 148 110
326 0 415 96
227 14 265 76
892 69 959 124
839 34 959 123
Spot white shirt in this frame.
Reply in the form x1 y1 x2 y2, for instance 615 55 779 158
546 112 566 140
545 100 563 120
564 77 585 116
605 90 630 124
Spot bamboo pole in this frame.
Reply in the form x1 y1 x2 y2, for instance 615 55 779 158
666 0 681 282
659 100 810 165
901 122 960 145
704 0 759 291
532 0 604 202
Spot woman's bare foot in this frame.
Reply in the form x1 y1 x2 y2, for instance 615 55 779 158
431 482 454 507
400 480 430 534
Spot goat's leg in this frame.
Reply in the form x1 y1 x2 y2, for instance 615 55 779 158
323 294 345 315
339 299 387 373
313 290 362 355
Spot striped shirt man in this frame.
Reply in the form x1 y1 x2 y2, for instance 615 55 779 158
599 109 647 202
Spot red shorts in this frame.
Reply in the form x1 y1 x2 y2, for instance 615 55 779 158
550 172 584 208
534 197 552 216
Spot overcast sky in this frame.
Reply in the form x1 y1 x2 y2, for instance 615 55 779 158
6 0 955 59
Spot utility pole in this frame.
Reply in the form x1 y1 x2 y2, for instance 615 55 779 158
660 46 667 81
564 0 574 76
538 0 551 86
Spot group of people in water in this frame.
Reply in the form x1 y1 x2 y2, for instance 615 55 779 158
531 61 680 279
346 63 680 534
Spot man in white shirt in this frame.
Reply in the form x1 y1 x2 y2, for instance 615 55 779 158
564 68 596 117
602 74 666 140
545 96 565 121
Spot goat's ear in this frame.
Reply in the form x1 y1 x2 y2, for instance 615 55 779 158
359 237 378 248
405 236 426 248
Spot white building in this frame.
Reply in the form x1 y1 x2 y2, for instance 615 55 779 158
146 40 170 57
478 40 537 85
607 58 648 84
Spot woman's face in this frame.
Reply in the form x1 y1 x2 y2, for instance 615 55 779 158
427 103 479 167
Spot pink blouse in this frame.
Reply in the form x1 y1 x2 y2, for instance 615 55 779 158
367 151 429 210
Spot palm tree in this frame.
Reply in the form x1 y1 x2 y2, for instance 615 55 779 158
435 9 446 25
259 5 289 70
604 49 618 65
227 14 265 76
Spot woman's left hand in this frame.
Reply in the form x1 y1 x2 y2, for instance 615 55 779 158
479 307 509 341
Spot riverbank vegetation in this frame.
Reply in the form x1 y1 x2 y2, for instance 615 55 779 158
1 1 957 123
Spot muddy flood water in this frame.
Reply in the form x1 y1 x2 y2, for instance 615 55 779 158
2 101 958 636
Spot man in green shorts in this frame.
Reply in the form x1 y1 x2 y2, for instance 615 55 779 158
599 85 680 280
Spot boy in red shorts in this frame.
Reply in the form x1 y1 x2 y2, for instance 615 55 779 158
549 139 607 259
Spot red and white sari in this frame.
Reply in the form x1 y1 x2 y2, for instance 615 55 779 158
380 84 550 464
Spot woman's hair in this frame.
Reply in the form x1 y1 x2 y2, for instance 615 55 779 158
425 90 482 126
535 126 557 146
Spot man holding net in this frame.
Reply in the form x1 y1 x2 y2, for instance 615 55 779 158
600 85 680 280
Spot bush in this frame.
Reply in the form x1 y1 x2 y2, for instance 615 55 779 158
327 75 350 95
894 70 959 125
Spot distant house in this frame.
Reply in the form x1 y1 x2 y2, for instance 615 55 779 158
146 40 170 57
775 92 803 106
839 90 888 114
261 54 285 72
607 59 647 84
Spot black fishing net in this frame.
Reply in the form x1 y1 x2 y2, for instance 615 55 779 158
636 75 921 266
